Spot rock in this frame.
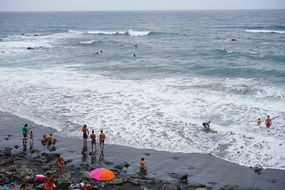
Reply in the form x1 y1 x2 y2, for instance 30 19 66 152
129 178 141 186
4 137 9 140
0 174 9 184
195 188 208 190
114 164 124 170
19 167 34 178
2 147 12 157
25 175 34 183
123 162 130 168
1 158 14 165
7 165 17 172
254 167 262 174
169 172 188 182
42 165 52 171
109 178 124 185
161 184 180 190
81 171 90 180
14 145 19 149
141 186 150 190
231 39 237 41
27 47 34 50
188 182 205 188
218 185 242 190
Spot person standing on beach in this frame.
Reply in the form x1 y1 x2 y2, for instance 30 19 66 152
29 130 34 150
22 124 28 138
82 124 89 141
90 130 96 152
265 115 272 131
46 133 57 148
21 124 28 150
99 130 106 152
139 158 147 172
56 154 65 177
256 118 261 126
41 134 47 146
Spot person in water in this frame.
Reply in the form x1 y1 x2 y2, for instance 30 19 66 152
256 118 261 126
90 130 96 152
139 158 147 172
56 154 65 177
265 115 272 131
99 130 106 152
202 121 210 131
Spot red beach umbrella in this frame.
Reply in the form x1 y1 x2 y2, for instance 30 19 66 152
89 168 115 181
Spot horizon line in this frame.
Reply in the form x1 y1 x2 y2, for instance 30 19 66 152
0 8 284 12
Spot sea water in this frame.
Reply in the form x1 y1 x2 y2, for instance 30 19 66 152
0 10 285 169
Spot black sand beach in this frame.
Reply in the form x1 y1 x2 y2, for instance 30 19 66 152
0 111 285 190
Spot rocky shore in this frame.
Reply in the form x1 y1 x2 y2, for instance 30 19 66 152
0 111 285 190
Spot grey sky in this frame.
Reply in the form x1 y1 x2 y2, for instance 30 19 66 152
0 0 284 11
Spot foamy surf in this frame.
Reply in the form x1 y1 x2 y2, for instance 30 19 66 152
245 29 285 34
0 67 284 170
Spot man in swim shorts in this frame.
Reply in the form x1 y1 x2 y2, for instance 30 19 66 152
265 115 272 131
99 130 106 152
90 130 96 152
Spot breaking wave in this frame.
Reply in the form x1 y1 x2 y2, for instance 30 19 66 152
245 29 285 34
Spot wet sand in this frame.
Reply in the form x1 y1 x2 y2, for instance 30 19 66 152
0 111 285 190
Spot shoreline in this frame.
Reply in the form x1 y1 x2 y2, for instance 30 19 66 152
1 111 285 190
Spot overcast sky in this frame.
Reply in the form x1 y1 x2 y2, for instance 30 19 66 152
0 0 284 11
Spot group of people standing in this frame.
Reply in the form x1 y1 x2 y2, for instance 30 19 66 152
81 124 106 154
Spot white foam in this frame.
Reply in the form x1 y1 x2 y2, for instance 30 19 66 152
245 29 285 34
79 40 96 45
0 68 284 169
127 30 151 36
87 30 126 35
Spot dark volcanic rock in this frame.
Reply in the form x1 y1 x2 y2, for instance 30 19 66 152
161 183 180 190
169 172 188 183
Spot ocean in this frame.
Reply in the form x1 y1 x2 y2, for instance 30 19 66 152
0 10 285 169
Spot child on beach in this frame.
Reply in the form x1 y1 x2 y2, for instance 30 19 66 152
99 130 106 152
56 154 65 177
265 115 272 131
90 130 96 152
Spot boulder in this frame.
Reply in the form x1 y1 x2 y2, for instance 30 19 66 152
187 182 205 188
27 47 34 50
109 178 125 185
114 164 124 170
161 184 180 190
2 147 12 157
169 172 188 182
123 162 130 168
129 178 141 186
1 158 14 166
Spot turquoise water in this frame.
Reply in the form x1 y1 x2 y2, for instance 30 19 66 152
0 10 285 169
